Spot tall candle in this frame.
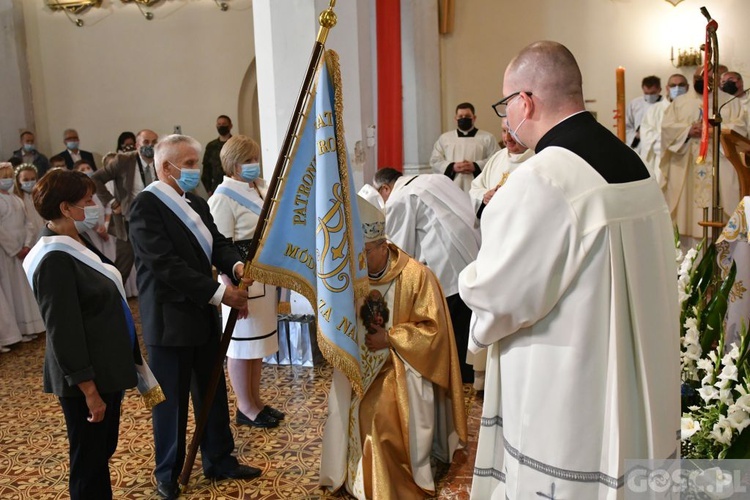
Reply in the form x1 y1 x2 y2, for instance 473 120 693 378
616 67 626 142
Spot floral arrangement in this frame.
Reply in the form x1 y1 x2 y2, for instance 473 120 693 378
678 238 750 459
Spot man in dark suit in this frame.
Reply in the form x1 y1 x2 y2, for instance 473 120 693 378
129 134 260 499
92 129 158 281
10 131 50 177
57 128 97 170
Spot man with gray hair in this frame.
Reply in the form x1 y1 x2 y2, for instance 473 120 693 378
129 134 261 499
56 128 97 170
459 41 679 499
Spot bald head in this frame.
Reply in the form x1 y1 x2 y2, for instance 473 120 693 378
502 41 586 150
505 41 584 110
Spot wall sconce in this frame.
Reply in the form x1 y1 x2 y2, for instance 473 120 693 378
665 0 684 5
214 0 229 11
46 0 102 27
671 46 702 67
121 0 163 21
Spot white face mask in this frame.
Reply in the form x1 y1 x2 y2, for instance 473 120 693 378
669 86 688 100
73 204 100 232
0 178 13 192
644 94 660 104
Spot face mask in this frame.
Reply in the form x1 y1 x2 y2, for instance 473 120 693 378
644 94 660 104
457 117 473 132
21 180 36 193
694 79 704 95
81 170 94 177
140 145 154 159
669 86 688 100
169 162 201 192
507 113 528 150
66 141 79 151
240 163 261 182
721 81 739 95
73 205 100 232
0 179 13 192
217 125 231 136
23 144 36 153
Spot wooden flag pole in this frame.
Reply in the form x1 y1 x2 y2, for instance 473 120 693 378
178 1 338 490
615 67 626 142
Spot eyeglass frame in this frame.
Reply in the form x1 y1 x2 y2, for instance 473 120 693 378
492 91 533 118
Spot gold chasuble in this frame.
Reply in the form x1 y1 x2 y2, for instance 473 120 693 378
320 244 467 499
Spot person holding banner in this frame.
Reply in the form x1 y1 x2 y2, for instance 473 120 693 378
320 196 468 500
208 135 283 428
129 135 261 499
22 169 140 500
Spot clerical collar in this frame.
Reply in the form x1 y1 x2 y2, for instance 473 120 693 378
457 128 478 138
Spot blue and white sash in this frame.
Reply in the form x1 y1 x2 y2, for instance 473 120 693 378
214 181 263 215
144 181 213 263
24 235 127 301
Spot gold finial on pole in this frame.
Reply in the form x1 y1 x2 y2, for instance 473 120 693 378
317 0 337 44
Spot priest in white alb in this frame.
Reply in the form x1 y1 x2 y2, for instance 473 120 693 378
469 119 534 218
459 41 680 500
660 65 747 248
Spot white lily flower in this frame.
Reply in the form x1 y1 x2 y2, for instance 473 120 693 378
727 407 750 433
688 405 700 411
718 364 739 382
698 385 719 403
684 344 702 361
681 417 701 440
697 358 714 372
709 351 719 364
735 394 750 412
709 417 734 445
717 388 735 405
684 329 700 347
684 317 699 331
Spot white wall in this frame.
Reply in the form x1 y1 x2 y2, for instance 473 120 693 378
440 0 750 139
20 0 256 160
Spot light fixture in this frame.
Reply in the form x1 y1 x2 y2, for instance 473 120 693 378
121 0 163 21
46 0 102 27
214 0 229 11
665 0 684 6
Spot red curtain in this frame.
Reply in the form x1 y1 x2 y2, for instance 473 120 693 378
376 0 403 171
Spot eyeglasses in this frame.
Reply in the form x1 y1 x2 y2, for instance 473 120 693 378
492 91 532 118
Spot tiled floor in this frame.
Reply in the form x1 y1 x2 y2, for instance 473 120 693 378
0 299 481 499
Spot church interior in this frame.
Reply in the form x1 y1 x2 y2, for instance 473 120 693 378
1 0 749 498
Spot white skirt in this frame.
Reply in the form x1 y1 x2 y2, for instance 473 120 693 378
221 280 279 360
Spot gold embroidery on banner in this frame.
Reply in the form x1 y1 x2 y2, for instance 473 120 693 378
731 280 747 303
317 182 351 293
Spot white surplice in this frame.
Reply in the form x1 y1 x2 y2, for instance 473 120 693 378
638 98 670 187
660 91 747 239
626 95 660 154
385 174 480 297
469 148 534 212
0 193 44 341
459 147 680 499
430 129 500 193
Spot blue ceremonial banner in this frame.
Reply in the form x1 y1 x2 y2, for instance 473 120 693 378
249 50 368 395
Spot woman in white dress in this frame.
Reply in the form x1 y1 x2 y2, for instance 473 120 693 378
72 160 116 263
207 135 283 428
14 163 45 246
0 163 44 350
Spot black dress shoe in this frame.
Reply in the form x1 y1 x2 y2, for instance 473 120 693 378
206 463 262 480
156 481 180 499
262 405 285 420
236 408 279 428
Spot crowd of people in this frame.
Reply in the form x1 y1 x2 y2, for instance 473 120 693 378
4 41 735 500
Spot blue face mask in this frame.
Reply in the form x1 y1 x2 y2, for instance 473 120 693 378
669 86 688 100
169 162 201 192
66 141 79 151
73 204 100 232
21 180 36 193
0 179 13 192
240 163 261 182
23 143 36 152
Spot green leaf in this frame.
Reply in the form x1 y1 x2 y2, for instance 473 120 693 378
701 261 737 355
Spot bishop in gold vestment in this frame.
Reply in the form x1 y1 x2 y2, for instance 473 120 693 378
319 198 467 500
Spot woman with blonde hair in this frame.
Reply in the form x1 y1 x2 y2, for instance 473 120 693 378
208 135 283 428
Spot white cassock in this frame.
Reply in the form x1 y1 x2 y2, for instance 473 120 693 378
660 91 747 240
430 129 500 193
459 147 680 499
0 193 44 343
385 174 480 297
625 95 660 154
638 98 670 187
469 148 534 212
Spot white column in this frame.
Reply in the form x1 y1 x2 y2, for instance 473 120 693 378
0 0 34 159
253 0 376 189
400 0 441 175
